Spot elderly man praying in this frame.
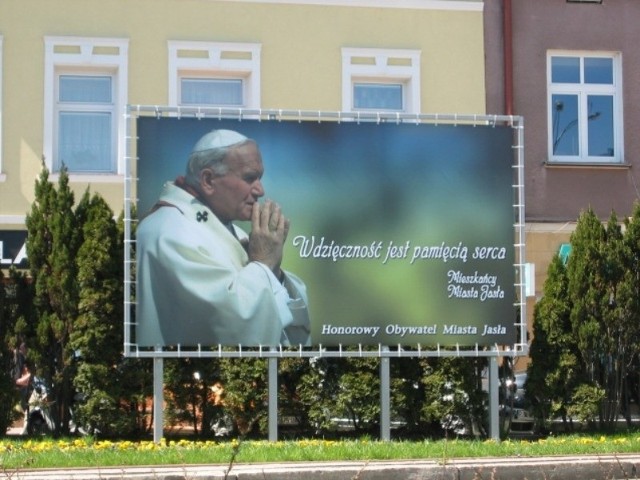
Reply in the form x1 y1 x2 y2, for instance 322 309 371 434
136 129 310 348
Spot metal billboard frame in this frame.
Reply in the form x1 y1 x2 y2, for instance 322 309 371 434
123 105 527 361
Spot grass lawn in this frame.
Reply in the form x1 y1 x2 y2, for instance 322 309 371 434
1 433 639 471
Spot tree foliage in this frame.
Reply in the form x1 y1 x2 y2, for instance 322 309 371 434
527 253 579 429
420 357 486 437
17 172 640 440
218 358 268 436
0 268 19 433
25 166 79 435
334 358 381 433
163 357 221 437
529 204 640 431
8 166 152 438
69 192 147 436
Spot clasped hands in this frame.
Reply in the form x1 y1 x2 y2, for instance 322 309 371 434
248 199 290 278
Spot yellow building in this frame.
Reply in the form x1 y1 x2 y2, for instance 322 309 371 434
0 0 486 249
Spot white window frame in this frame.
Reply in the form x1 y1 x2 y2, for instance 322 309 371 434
546 50 623 164
168 41 261 109
44 36 128 180
342 47 421 114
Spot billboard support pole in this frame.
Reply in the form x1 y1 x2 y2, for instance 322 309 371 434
153 354 164 444
489 352 500 441
380 346 391 441
268 354 278 442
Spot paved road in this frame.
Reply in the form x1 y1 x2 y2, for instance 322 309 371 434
1 454 639 479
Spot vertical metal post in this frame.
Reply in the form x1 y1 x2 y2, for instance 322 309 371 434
123 108 133 355
268 355 278 442
380 347 391 441
489 354 500 441
153 356 164 444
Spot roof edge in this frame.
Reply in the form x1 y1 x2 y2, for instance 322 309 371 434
208 0 483 12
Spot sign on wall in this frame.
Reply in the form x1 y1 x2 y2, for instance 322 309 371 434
0 231 28 269
134 115 519 349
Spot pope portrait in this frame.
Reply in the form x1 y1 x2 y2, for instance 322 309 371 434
136 129 311 348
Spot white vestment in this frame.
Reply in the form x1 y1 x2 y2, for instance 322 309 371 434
136 182 311 347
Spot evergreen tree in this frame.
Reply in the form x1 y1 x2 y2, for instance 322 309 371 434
620 203 640 424
0 268 18 432
566 209 607 389
117 208 153 437
2 265 37 431
565 208 635 429
598 212 631 427
19 167 150 438
70 192 128 436
6 268 37 346
25 165 80 435
526 253 579 431
527 205 640 433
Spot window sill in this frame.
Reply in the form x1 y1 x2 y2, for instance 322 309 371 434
50 173 125 184
544 161 630 170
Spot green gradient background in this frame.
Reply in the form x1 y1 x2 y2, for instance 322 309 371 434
137 118 517 347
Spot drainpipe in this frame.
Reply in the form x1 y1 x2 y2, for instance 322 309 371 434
503 0 514 116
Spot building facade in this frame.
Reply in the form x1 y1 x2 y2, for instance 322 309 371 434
485 0 640 361
0 0 485 236
0 0 487 273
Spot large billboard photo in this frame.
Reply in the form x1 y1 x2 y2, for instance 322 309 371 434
134 115 519 350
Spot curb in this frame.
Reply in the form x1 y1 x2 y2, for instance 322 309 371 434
2 455 639 480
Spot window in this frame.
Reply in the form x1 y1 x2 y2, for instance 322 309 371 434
168 41 261 109
44 37 128 177
56 75 114 173
342 48 421 113
547 52 622 164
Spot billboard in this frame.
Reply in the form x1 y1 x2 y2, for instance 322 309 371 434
134 116 519 349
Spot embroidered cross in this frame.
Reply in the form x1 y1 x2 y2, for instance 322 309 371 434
196 211 208 222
